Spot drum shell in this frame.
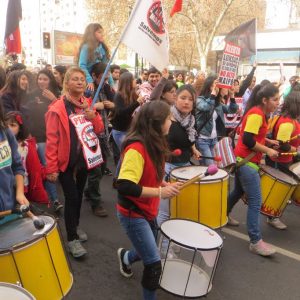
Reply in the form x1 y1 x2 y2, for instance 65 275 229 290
0 217 73 300
170 166 228 229
260 166 297 217
289 162 300 206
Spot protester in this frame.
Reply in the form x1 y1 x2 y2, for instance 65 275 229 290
149 68 177 105
157 85 201 257
116 101 181 300
0 70 29 113
5 111 48 204
195 76 238 165
53 65 67 93
0 103 29 216
110 64 121 91
78 23 111 92
24 68 62 211
136 69 149 85
45 67 104 257
138 67 161 101
227 83 280 257
265 91 300 230
175 72 184 88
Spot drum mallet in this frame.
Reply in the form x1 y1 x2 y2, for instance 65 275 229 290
199 155 222 162
279 152 298 156
0 204 30 217
179 164 218 190
26 210 45 230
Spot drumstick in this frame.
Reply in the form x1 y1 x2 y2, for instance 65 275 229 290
179 164 218 190
200 155 222 162
0 204 29 217
279 152 298 156
26 210 45 230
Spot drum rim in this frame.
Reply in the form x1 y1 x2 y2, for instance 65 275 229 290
170 165 228 183
0 215 56 254
289 163 300 180
0 282 35 299
160 218 223 251
260 165 298 185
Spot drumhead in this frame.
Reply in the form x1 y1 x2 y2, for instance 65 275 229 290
160 219 223 250
260 165 298 185
170 165 228 183
289 162 300 179
0 215 54 250
0 282 35 299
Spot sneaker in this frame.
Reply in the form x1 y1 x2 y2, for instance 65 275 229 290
249 239 276 256
103 168 113 176
77 228 88 242
117 248 133 278
267 218 287 230
93 206 108 217
53 200 63 212
227 216 239 226
68 240 87 258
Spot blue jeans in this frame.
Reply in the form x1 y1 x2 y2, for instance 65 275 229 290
37 142 58 202
117 212 160 300
111 129 126 150
196 137 217 166
228 164 262 243
112 129 126 178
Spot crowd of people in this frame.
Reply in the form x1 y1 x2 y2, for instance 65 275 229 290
1 22 300 300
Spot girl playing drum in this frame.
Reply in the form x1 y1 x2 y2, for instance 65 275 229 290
227 83 280 257
265 91 300 229
116 101 181 300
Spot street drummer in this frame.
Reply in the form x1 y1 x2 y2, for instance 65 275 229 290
265 91 300 229
227 83 279 257
116 101 182 300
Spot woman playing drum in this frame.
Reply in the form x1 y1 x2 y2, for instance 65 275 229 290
227 83 280 257
116 101 181 300
265 91 300 229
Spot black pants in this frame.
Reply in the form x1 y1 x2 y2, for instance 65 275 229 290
59 166 88 241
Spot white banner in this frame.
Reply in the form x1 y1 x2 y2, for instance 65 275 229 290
69 114 103 170
121 0 169 70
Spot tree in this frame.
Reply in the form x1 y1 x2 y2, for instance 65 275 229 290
168 0 265 71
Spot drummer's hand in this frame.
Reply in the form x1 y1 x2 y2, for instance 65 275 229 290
161 182 182 198
47 173 59 182
192 149 201 160
267 139 280 149
16 193 30 207
266 148 279 158
161 180 171 187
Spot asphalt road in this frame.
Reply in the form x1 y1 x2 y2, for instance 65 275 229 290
48 162 300 300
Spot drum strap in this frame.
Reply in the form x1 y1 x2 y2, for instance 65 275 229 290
236 155 259 171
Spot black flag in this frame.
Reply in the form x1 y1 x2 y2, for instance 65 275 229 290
225 19 256 59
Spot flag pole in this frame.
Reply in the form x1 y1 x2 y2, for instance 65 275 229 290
92 0 142 106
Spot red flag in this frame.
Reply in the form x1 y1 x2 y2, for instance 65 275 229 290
170 0 182 17
5 0 22 54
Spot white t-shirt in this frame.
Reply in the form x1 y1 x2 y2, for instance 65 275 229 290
200 110 218 139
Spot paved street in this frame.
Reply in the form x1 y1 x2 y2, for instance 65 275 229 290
48 162 300 300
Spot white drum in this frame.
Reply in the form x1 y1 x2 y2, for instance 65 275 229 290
0 282 35 300
159 219 223 298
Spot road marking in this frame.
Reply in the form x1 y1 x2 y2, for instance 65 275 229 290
222 227 300 262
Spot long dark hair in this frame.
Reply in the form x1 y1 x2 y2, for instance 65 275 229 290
0 102 6 130
281 91 300 119
200 75 217 98
78 23 110 63
123 101 171 181
117 72 138 106
0 70 29 110
35 69 60 97
244 83 279 113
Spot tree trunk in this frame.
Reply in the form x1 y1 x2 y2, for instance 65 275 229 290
199 54 207 72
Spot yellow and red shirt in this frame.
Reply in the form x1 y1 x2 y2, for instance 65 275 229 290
117 142 162 220
271 116 299 163
234 106 267 163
